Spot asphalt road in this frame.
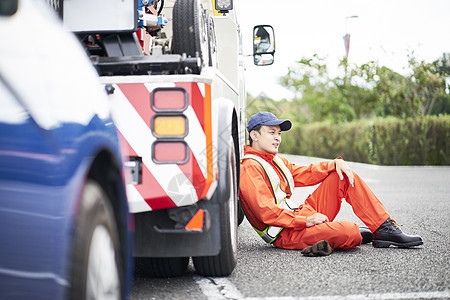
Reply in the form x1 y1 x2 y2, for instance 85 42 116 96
130 155 450 300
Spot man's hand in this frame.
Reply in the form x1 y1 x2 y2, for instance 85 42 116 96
306 213 329 227
335 158 354 187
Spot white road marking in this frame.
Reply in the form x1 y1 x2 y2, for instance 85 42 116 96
195 276 244 300
246 291 450 299
195 275 449 300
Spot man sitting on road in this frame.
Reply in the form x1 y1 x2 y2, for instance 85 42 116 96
239 112 423 256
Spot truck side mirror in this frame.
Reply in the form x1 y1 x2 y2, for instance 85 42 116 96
0 0 18 16
215 0 233 13
253 25 275 66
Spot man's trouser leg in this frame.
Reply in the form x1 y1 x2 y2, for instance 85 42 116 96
275 205 362 250
274 171 390 250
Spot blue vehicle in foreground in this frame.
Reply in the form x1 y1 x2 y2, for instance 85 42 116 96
0 0 133 299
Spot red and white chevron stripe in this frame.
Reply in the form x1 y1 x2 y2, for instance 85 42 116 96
109 79 215 213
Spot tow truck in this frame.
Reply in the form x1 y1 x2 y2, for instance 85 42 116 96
49 0 275 277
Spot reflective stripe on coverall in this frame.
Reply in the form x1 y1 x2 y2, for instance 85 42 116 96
241 154 297 243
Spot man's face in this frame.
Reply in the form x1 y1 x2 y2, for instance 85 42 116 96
251 125 282 154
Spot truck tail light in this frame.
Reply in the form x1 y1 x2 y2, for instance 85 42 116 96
153 115 187 136
151 88 187 111
153 141 188 163
151 87 189 164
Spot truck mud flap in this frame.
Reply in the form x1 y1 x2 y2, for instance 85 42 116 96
133 200 222 257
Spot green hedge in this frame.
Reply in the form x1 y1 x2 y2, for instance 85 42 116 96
279 115 450 165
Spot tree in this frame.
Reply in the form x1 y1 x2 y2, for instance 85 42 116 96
279 54 378 123
277 53 450 123
430 53 450 115
246 92 280 120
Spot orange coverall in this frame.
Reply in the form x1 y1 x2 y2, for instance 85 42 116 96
239 145 391 250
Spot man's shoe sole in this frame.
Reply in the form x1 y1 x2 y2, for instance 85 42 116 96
373 239 423 248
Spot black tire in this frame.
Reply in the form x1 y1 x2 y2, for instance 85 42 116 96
193 136 238 276
237 199 245 226
172 0 209 66
69 180 123 300
232 116 244 226
135 257 189 277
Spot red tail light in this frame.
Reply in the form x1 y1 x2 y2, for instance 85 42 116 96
151 88 187 111
153 141 188 163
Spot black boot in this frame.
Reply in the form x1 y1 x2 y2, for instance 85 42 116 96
359 226 373 244
373 218 423 248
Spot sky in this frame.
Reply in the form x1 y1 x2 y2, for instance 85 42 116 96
235 0 450 100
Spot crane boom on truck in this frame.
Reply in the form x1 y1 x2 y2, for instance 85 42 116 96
49 0 275 277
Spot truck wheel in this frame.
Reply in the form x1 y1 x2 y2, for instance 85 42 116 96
135 257 189 277
69 180 123 300
193 137 238 276
172 0 209 66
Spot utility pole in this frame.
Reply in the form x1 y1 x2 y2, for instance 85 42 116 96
344 15 359 59
343 15 358 80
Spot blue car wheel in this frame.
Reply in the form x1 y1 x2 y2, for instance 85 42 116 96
69 180 123 300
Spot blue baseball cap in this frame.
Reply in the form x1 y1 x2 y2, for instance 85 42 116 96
247 112 292 132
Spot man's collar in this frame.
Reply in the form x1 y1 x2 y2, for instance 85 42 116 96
244 145 276 161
